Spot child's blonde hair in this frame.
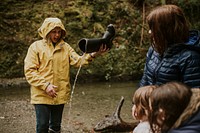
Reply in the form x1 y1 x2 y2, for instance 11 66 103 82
133 85 157 120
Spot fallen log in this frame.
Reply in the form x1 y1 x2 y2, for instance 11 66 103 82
93 96 139 133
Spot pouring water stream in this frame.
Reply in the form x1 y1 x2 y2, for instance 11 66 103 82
67 52 86 127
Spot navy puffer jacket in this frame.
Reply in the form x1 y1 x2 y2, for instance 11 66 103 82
140 30 200 88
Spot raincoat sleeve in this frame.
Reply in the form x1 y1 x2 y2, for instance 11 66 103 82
24 43 49 90
67 44 94 67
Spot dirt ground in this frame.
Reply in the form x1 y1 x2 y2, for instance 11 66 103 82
0 78 137 133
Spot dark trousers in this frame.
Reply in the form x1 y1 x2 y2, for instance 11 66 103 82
34 104 64 133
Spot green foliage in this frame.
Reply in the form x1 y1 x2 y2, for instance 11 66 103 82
0 40 24 78
177 0 200 29
0 0 199 81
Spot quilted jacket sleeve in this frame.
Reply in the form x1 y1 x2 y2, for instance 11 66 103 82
139 47 154 87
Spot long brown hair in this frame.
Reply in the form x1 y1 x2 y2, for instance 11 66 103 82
147 5 189 55
148 82 192 133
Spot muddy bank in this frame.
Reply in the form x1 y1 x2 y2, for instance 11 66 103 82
0 80 138 133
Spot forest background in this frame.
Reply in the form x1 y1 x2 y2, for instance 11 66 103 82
0 0 200 82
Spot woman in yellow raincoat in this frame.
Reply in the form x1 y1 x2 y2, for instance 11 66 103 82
24 17 107 133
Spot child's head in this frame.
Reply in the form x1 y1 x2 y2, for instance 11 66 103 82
38 17 66 41
148 82 192 133
132 85 157 121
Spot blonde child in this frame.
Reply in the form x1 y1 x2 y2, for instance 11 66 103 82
132 85 157 133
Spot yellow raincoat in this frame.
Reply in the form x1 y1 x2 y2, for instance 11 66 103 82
24 18 93 105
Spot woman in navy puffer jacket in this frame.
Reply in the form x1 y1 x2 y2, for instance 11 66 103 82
139 5 200 133
140 5 200 88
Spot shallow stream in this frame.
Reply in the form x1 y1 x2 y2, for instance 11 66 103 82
0 81 138 133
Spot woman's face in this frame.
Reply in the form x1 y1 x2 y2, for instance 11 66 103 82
49 27 62 43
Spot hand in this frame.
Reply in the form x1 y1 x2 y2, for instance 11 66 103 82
45 84 58 98
91 44 109 58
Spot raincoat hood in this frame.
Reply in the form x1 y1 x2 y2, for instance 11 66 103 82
38 17 66 39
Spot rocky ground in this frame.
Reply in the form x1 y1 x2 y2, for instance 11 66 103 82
0 78 136 133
